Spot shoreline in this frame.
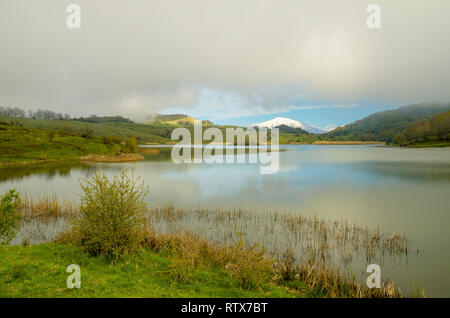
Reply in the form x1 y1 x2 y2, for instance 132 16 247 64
1 153 144 167
80 153 144 163
311 141 385 145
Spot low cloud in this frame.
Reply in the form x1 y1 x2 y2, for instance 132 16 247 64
0 0 449 119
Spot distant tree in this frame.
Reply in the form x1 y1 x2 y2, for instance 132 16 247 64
125 136 139 152
0 106 26 118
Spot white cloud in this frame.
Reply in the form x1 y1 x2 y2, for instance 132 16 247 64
324 124 338 132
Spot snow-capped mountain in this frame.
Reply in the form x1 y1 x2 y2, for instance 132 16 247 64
250 117 325 134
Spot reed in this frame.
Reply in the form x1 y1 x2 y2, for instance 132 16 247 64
141 230 402 297
18 196 412 265
148 205 411 267
18 192 78 220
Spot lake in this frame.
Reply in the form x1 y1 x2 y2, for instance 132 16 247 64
1 144 450 297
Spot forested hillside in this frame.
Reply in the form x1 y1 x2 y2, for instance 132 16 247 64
326 102 450 142
394 110 450 147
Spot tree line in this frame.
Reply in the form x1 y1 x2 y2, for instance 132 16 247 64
0 106 132 124
0 106 71 120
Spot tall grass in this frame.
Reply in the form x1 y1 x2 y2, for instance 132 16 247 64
19 192 77 220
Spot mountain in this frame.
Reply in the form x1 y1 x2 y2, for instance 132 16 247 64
326 102 450 142
394 110 450 146
144 114 213 126
251 117 325 134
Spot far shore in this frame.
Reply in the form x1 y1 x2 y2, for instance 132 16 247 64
0 153 145 167
311 141 386 145
2 141 447 167
142 141 386 146
0 159 63 167
80 153 144 163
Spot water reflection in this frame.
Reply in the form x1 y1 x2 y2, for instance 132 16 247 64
1 145 450 296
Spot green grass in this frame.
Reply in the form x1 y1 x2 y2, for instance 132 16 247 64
0 123 127 165
0 116 174 144
0 243 305 298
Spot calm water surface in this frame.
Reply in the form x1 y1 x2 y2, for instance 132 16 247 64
1 145 450 297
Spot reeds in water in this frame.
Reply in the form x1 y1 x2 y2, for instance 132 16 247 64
148 204 411 268
14 195 413 296
18 192 78 220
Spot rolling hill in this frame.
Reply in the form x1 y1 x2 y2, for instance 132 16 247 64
326 102 450 142
0 116 174 144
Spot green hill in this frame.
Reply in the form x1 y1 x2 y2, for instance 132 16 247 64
0 120 135 165
394 110 450 147
0 116 174 144
326 102 450 142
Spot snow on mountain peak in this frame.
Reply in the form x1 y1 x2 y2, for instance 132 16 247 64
250 117 325 134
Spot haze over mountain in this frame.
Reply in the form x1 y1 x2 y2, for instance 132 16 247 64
251 117 325 134
144 114 213 126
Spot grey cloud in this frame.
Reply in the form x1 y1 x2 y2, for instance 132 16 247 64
0 0 449 119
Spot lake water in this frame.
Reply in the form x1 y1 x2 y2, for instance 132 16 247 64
1 144 450 297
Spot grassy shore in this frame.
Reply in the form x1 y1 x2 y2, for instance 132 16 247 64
0 243 302 298
0 234 401 298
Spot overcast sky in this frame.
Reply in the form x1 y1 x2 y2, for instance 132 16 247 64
1 0 449 128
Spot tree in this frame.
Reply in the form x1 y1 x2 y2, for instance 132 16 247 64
0 190 22 245
125 136 139 152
